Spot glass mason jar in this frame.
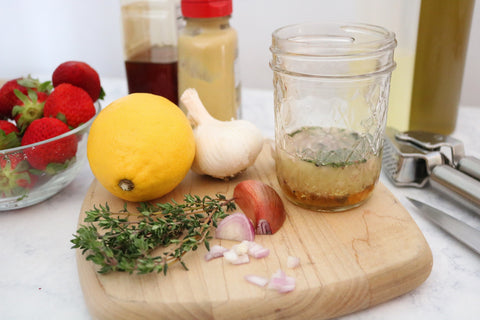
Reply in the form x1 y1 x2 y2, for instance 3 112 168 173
270 23 396 212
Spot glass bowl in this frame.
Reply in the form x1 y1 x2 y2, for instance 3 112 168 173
0 102 101 210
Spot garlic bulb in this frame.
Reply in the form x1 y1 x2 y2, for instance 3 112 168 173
180 88 264 180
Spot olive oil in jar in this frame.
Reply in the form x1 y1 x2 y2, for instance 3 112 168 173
275 127 382 211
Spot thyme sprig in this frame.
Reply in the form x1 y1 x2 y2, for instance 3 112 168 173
71 193 236 275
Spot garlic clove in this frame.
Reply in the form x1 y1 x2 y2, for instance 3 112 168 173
180 89 264 180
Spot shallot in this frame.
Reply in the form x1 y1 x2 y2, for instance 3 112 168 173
232 241 270 259
204 240 296 293
287 256 300 269
223 250 250 265
268 269 296 293
215 212 255 242
244 274 269 287
205 241 271 264
204 245 228 261
247 241 270 259
233 180 286 234
231 241 250 255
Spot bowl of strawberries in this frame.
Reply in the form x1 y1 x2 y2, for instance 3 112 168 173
0 61 103 210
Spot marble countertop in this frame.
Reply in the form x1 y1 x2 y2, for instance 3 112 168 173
1 78 479 319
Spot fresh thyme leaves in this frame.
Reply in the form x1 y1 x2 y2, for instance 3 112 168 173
289 126 370 167
71 193 236 275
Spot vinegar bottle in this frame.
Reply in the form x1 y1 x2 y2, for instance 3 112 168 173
121 0 181 104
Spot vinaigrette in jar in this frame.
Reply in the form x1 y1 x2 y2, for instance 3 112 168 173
275 127 382 212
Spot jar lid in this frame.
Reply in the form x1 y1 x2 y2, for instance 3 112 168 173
181 0 232 18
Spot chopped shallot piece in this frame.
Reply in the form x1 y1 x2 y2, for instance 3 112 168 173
231 241 250 256
223 250 250 265
244 274 269 287
247 242 270 259
268 269 296 293
287 256 300 269
204 245 228 261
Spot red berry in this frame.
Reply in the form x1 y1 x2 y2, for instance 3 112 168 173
0 77 52 119
52 61 102 101
0 120 21 150
0 120 19 135
12 89 49 132
0 153 38 197
21 118 78 171
0 79 28 119
44 83 96 129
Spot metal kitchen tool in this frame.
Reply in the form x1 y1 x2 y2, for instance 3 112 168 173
407 197 480 255
395 130 480 181
383 127 480 214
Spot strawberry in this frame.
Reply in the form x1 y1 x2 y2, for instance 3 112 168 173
21 117 78 172
0 76 52 119
52 61 104 101
0 153 38 197
0 79 26 119
44 83 96 128
12 89 49 132
0 120 21 150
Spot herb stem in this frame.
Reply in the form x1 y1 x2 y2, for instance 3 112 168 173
71 193 236 275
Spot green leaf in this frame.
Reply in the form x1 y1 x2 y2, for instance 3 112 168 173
44 157 76 175
55 112 68 125
0 131 21 149
98 87 106 100
38 81 53 94
72 193 235 275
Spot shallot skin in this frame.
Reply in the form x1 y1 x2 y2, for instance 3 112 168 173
233 180 286 234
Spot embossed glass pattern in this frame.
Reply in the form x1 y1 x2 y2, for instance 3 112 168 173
270 23 396 212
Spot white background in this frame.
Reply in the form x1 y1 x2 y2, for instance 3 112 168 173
0 0 479 106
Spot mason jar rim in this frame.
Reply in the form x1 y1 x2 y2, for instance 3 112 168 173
270 22 396 57
270 22 397 78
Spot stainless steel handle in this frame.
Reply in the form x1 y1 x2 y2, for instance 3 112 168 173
458 156 480 181
430 165 480 214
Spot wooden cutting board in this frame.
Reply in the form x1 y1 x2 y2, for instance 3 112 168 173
76 142 432 320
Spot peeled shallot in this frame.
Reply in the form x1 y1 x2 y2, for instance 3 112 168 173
215 212 255 242
244 274 269 287
287 256 300 269
223 250 250 265
268 269 296 293
204 245 228 261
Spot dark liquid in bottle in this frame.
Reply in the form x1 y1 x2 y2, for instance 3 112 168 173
125 46 178 104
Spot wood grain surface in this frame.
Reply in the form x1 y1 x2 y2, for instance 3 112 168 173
76 142 433 320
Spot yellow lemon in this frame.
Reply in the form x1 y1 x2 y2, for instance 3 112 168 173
87 93 195 202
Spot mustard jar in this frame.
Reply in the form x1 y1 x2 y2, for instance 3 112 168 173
178 0 240 120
